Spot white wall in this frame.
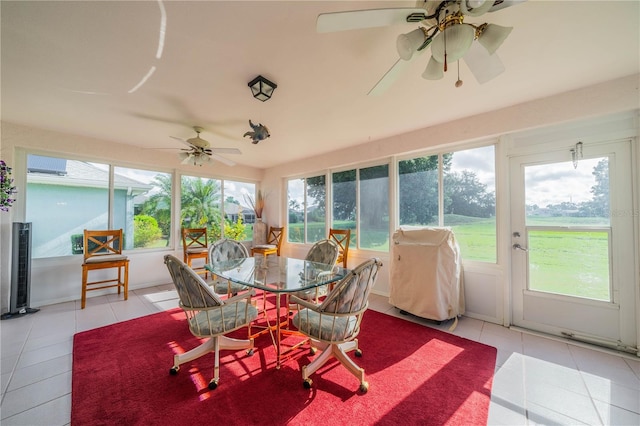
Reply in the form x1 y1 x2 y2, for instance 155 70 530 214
260 74 640 326
1 74 639 327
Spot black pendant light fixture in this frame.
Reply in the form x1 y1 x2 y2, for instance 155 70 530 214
248 75 277 102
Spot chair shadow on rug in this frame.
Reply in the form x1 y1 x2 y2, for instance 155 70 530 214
163 254 258 390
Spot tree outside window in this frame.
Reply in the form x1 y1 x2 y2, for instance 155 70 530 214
399 146 496 263
443 146 496 262
359 165 389 251
287 175 326 243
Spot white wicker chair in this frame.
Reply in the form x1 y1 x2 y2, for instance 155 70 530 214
208 238 250 296
164 254 258 390
290 258 383 393
292 239 340 303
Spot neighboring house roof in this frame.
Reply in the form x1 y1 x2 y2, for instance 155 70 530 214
224 203 254 216
27 156 152 194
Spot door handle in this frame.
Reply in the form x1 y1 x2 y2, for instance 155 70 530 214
512 243 528 252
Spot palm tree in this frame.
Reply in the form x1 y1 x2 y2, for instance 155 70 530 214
141 174 172 241
181 177 223 238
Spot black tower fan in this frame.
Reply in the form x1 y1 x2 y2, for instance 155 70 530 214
1 222 39 319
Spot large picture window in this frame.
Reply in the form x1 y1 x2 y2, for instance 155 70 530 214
443 145 496 262
288 163 389 253
26 154 171 257
288 145 494 262
223 180 256 241
332 169 356 240
358 164 389 251
180 176 256 243
287 175 326 243
25 153 259 259
399 145 496 263
398 154 439 227
180 175 223 241
114 166 171 250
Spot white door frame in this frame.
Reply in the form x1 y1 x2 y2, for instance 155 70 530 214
508 139 637 353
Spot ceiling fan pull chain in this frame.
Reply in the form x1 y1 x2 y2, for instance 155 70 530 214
443 19 448 72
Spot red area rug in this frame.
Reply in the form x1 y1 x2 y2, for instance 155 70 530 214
72 307 496 425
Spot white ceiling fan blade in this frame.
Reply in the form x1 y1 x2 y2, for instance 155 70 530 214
170 136 192 148
210 153 236 167
317 8 426 33
180 153 193 165
368 55 416 96
210 147 241 155
463 42 505 84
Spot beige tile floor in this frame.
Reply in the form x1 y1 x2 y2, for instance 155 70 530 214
1 286 639 425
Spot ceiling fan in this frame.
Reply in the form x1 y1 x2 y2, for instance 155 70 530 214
170 126 241 167
317 0 526 94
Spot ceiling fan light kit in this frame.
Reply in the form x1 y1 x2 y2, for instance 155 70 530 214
477 23 513 55
430 22 476 64
460 0 494 16
397 27 429 60
422 55 444 80
414 7 513 82
318 0 524 93
248 75 277 102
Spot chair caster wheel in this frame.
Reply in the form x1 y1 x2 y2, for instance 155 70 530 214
169 366 179 375
208 379 219 390
309 347 317 355
355 349 363 357
247 348 254 356
303 379 313 389
359 381 369 393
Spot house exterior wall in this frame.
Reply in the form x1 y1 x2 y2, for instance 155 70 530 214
25 184 134 258
26 183 110 257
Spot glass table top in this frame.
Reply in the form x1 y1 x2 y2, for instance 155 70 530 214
206 256 349 293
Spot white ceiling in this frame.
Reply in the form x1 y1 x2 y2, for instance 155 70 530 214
2 1 639 169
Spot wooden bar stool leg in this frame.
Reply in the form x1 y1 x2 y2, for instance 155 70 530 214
81 268 88 309
123 263 129 300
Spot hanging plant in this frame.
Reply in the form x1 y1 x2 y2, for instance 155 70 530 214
1 160 17 212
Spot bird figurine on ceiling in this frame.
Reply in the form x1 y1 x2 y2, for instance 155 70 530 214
243 120 270 144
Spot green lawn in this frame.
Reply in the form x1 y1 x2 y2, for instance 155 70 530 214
289 215 610 301
528 229 609 300
447 217 497 263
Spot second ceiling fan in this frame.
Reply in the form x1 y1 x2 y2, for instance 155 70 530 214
170 126 241 167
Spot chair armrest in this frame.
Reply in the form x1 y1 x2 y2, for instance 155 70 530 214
224 288 256 305
289 294 320 311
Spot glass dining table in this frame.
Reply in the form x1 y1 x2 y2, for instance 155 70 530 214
206 256 349 368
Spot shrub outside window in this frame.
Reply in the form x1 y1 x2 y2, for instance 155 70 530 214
223 180 256 241
114 167 171 250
